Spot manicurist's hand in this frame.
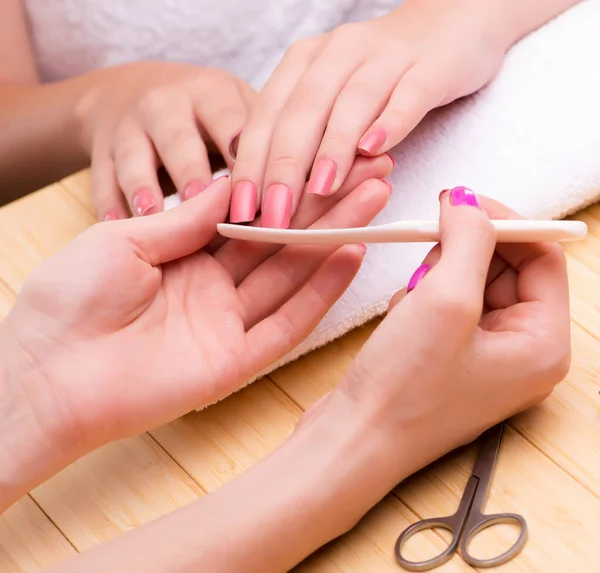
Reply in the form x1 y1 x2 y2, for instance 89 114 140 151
0 159 392 511
306 186 571 490
30 187 572 573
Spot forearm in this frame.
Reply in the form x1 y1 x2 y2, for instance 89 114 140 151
44 395 410 573
0 80 90 203
479 0 584 48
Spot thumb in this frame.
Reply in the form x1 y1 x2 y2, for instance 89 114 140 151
431 186 496 304
120 176 231 265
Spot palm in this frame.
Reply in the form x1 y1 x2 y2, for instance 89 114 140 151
11 175 390 444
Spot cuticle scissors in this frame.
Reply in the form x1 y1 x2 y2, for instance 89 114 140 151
394 422 527 571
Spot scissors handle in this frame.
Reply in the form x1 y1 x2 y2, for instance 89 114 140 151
460 512 528 568
394 516 461 571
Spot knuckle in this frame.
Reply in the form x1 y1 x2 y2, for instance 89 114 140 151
155 125 195 152
137 88 171 118
269 154 300 173
113 133 140 165
286 37 318 61
331 22 365 43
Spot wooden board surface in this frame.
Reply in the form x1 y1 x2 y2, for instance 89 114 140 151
1 171 599 572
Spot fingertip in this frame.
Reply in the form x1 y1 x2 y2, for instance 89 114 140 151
131 188 161 217
445 186 482 210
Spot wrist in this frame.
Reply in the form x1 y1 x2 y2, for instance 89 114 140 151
0 321 79 512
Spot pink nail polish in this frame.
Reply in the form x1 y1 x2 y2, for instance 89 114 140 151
183 180 206 200
230 181 257 222
262 184 293 228
449 186 480 208
407 263 430 293
383 180 393 194
358 128 387 156
132 189 157 216
386 152 396 169
103 210 118 222
358 244 367 255
307 158 337 196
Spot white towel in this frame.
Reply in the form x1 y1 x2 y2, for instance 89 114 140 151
164 0 600 406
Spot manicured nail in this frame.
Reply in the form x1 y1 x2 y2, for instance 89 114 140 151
229 132 241 160
262 184 293 228
358 128 387 155
230 180 257 222
132 189 157 216
383 180 393 194
407 263 430 293
386 152 396 169
358 243 367 255
449 186 480 208
103 210 118 222
307 158 337 196
183 180 205 200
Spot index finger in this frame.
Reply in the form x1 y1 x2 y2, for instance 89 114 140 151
478 196 569 307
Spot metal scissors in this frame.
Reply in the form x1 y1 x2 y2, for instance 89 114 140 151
394 423 527 571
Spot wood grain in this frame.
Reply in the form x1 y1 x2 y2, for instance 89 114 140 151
0 170 599 572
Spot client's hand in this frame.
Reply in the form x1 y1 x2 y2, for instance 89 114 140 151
0 161 390 464
303 187 570 496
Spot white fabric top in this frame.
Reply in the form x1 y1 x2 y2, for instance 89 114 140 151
24 0 401 87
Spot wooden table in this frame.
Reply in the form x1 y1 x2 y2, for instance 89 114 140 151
1 171 600 572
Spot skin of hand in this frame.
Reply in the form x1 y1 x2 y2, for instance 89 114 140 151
9 188 571 573
74 61 257 221
0 156 393 512
306 187 571 487
229 0 584 228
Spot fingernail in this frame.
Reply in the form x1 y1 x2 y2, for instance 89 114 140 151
358 128 387 156
386 152 396 169
229 132 241 160
449 186 480 208
383 180 393 195
407 263 430 293
230 180 257 222
103 210 119 222
183 180 206 200
358 243 367 255
132 189 157 216
262 184 293 228
307 158 337 196
438 189 450 202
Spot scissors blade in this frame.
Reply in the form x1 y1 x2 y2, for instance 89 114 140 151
469 423 505 513
216 220 587 245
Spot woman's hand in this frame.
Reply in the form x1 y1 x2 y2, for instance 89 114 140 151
0 160 391 495
230 0 509 227
76 62 256 221
303 187 570 491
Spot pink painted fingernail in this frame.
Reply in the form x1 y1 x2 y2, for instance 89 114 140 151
183 180 206 200
407 263 430 293
229 132 241 160
358 243 367 255
449 186 480 208
358 128 387 156
307 158 337 196
132 189 157 216
103 210 119 222
262 184 293 228
386 152 396 169
230 181 257 222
